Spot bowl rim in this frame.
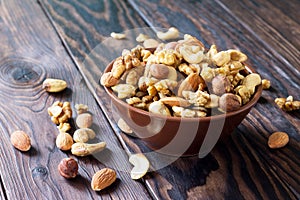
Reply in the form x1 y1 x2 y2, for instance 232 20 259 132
103 62 262 122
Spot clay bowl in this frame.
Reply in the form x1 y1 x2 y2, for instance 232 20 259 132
103 62 262 157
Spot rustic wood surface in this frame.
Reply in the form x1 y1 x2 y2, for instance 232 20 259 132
0 0 150 199
0 0 299 199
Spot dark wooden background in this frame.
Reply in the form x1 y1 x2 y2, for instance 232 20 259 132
0 0 299 199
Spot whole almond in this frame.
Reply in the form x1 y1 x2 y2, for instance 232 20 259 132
160 97 191 107
43 78 67 92
91 168 117 191
268 132 289 149
177 73 206 97
150 64 169 79
10 130 31 151
76 113 93 128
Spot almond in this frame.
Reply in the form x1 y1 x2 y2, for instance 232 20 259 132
10 130 31 151
91 168 117 191
160 97 191 107
268 132 289 149
177 73 206 97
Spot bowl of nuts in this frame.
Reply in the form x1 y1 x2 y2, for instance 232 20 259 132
101 34 262 157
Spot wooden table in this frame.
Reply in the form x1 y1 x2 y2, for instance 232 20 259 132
0 0 299 199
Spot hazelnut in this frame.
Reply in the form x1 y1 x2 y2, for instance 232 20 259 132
56 132 74 151
58 158 78 179
76 113 93 128
150 64 169 79
219 93 241 112
211 75 232 95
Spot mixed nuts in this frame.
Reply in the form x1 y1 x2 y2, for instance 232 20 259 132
101 34 262 117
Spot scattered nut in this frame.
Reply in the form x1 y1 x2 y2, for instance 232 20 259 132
268 132 289 149
56 132 74 151
58 158 78 179
117 118 133 135
43 78 67 92
10 130 31 151
111 84 136 99
110 32 126 39
150 64 170 79
71 142 106 156
262 79 271 89
76 113 93 128
101 35 262 117
211 75 231 95
143 38 160 49
178 73 206 97
219 93 241 112
156 27 179 40
100 72 119 87
129 153 150 180
148 101 171 116
57 122 71 133
48 101 72 125
91 168 117 191
275 96 300 111
75 104 89 114
160 97 191 107
73 128 96 143
136 33 150 43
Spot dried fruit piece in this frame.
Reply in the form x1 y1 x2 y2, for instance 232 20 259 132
43 78 67 92
10 130 31 151
91 168 117 191
56 132 74 151
58 158 78 179
71 142 106 156
76 113 93 128
268 132 289 149
73 128 96 143
117 118 133 135
129 153 150 180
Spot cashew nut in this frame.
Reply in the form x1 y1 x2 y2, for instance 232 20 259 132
129 153 150 180
179 45 204 64
110 32 126 39
156 27 179 40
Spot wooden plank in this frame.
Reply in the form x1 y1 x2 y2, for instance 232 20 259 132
0 0 151 199
40 0 300 199
215 0 300 71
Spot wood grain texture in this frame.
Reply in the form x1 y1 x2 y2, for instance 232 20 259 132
40 0 300 199
0 0 151 199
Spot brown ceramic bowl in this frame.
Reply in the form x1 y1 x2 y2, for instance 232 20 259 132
103 62 262 157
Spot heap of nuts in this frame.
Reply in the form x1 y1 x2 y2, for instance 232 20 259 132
101 34 262 117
